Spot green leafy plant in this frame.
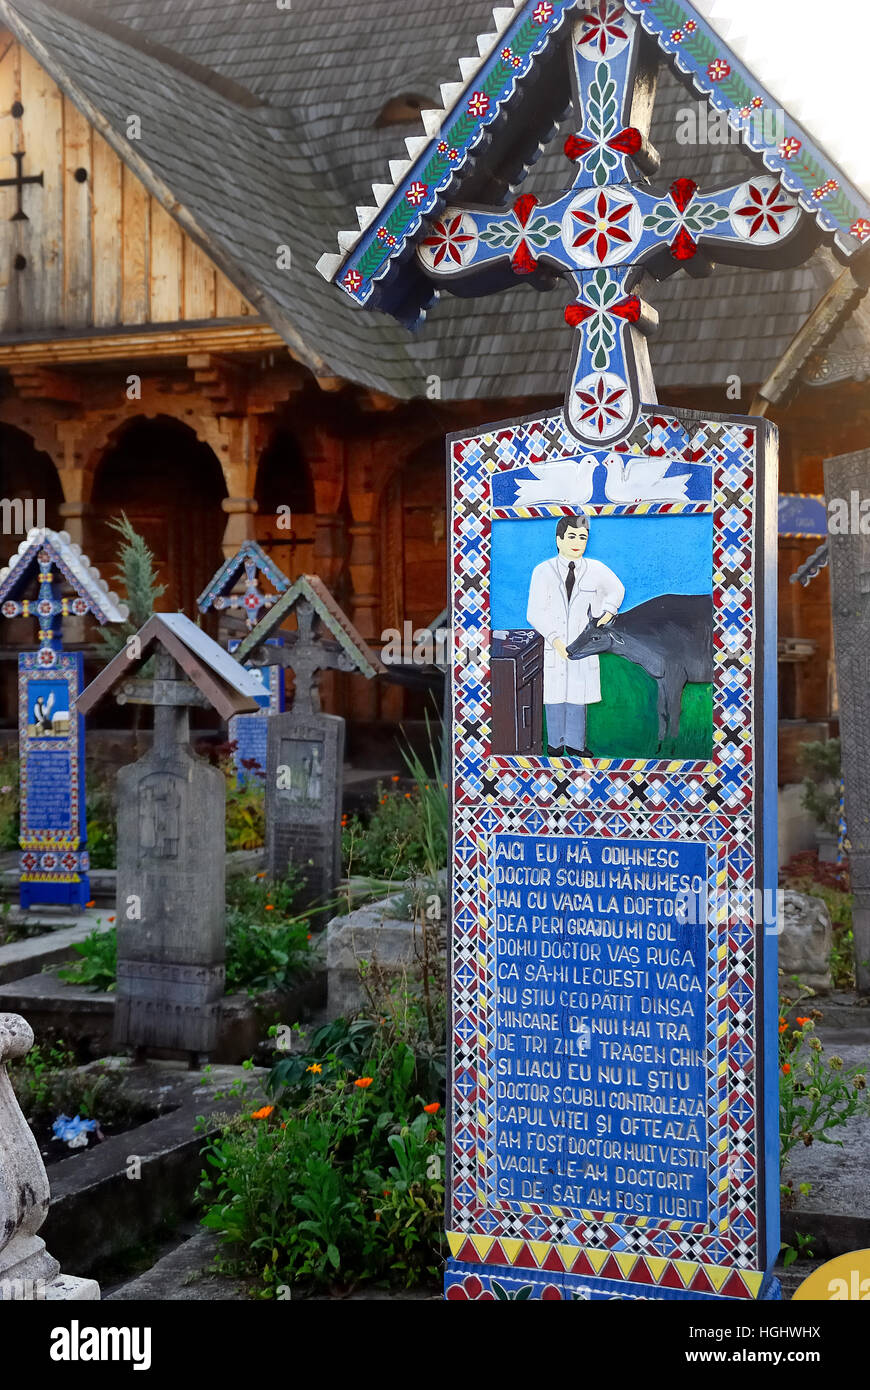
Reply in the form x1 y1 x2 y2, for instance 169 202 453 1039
57 925 118 992
779 1005 868 1171
94 513 167 663
198 1003 446 1295
0 752 20 850
780 1230 816 1270
85 771 117 870
341 721 448 885
224 910 311 995
798 738 841 838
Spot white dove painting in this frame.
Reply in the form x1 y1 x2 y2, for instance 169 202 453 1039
511 452 694 507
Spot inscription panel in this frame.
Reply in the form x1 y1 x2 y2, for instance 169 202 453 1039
492 833 708 1224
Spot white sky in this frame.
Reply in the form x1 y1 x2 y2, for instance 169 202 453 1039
692 0 870 198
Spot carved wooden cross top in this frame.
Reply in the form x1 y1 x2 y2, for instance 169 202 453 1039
233 574 385 719
414 0 819 446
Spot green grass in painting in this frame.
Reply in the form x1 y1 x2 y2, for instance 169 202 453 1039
586 654 712 760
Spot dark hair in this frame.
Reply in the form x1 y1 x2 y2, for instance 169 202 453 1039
556 514 589 540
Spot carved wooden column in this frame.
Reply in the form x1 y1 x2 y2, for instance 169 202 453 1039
221 497 259 557
308 428 346 590
0 1013 99 1299
347 441 385 722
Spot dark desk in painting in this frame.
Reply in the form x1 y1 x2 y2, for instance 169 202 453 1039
491 630 543 756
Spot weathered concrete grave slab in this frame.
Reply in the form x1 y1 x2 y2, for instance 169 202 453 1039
0 529 128 909
310 0 868 1301
77 613 260 1060
235 575 383 909
197 539 289 783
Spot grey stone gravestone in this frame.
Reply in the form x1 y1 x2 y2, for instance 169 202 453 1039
234 575 383 910
824 449 870 996
78 613 261 1059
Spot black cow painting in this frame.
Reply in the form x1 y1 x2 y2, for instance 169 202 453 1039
567 594 714 746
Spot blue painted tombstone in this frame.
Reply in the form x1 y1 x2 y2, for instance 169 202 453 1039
196 540 289 783
319 1 870 1301
0 529 128 908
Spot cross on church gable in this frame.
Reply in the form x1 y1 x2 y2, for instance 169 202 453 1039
0 528 128 660
0 149 43 222
196 540 290 632
234 574 384 717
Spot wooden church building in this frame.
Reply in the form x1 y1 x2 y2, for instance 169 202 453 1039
0 0 868 779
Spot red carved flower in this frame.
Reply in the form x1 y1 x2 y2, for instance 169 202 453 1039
532 2 554 23
576 0 628 56
670 29 683 42
467 91 490 118
343 270 363 292
708 58 730 81
779 137 802 160
733 181 796 237
684 18 697 32
574 374 630 434
850 219 870 242
421 213 476 267
571 189 636 262
406 180 429 206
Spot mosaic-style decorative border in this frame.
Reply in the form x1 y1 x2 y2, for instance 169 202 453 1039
448 401 772 1297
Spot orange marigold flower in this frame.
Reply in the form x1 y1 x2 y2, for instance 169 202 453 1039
265 904 275 911
391 775 400 783
306 1063 322 1075
796 1016 810 1026
404 793 411 800
354 1076 374 1089
374 1213 381 1222
251 1105 274 1120
781 1063 791 1075
423 1102 440 1114
107 915 115 923
778 1022 788 1033
256 872 266 878
85 900 96 908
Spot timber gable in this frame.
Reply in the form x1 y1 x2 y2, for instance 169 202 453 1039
0 33 256 341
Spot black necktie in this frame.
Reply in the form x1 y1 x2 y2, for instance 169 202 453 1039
565 561 575 603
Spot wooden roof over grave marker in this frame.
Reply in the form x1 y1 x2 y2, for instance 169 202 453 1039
235 574 386 682
0 526 129 626
196 539 290 632
77 611 262 722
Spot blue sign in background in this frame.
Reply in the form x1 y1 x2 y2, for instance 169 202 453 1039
492 833 709 1224
490 514 713 630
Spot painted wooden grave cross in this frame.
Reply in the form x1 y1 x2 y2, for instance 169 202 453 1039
196 540 290 783
235 576 384 907
0 529 128 909
0 149 43 222
77 613 261 1060
320 0 870 1302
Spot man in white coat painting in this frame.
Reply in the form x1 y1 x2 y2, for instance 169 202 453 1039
526 514 624 756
